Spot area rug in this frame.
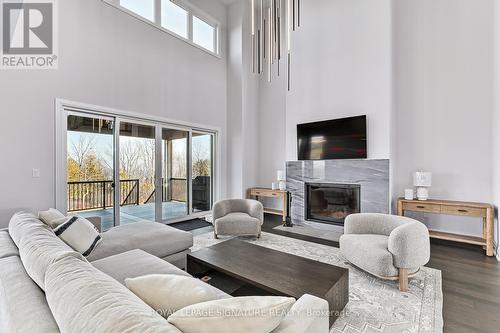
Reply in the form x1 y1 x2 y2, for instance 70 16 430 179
170 218 212 231
192 232 443 333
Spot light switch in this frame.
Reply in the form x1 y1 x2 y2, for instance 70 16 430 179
32 168 40 178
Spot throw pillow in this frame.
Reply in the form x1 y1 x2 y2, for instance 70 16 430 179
38 208 65 228
53 216 101 256
125 274 230 318
167 296 295 333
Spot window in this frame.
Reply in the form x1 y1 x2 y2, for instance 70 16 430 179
58 102 219 229
193 16 215 52
161 0 188 38
106 0 220 56
120 0 154 21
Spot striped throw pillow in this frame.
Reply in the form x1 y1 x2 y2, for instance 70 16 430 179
53 216 101 257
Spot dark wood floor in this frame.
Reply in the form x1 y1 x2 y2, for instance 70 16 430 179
260 214 500 333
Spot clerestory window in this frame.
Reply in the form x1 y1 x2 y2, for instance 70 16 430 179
104 0 220 56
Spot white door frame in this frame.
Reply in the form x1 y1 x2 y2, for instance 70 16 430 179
55 98 221 225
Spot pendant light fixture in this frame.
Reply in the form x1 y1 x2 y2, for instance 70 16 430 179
251 0 301 89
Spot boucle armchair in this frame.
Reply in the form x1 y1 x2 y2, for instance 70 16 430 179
212 199 264 238
339 213 430 291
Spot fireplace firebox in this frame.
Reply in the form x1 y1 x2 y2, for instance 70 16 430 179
305 183 361 226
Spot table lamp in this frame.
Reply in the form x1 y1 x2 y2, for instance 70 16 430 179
277 170 286 191
413 171 432 201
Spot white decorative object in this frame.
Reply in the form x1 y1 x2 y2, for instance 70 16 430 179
404 189 414 200
277 170 286 191
413 171 432 201
271 182 278 190
279 181 286 191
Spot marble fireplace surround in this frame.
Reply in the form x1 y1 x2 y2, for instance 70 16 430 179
286 159 390 227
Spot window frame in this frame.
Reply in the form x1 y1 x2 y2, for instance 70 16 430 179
103 0 221 58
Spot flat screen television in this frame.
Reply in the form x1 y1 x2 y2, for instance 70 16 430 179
297 115 367 160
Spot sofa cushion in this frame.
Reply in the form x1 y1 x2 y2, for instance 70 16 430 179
126 274 231 317
38 208 65 228
340 234 399 277
45 255 181 333
0 230 18 259
10 212 84 290
53 216 102 256
87 222 193 262
168 296 296 333
92 249 191 285
0 256 60 333
215 213 261 236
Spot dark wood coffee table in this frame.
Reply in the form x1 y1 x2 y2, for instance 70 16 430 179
187 239 349 326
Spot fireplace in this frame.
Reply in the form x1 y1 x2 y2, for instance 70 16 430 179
305 183 361 226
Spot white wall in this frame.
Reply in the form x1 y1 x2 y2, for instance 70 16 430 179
226 1 260 198
285 0 393 161
254 0 393 186
254 0 393 183
393 0 495 237
246 0 392 212
226 1 244 198
0 0 228 226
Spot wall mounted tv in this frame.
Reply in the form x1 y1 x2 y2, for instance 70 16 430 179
297 115 367 160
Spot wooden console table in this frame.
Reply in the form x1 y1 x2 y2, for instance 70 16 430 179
397 198 494 256
247 188 287 224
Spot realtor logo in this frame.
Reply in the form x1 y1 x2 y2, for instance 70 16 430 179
1 0 58 69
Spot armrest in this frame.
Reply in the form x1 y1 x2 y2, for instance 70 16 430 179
272 294 329 333
388 221 430 269
246 200 264 224
212 200 229 221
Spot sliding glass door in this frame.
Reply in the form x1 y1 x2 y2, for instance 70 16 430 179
63 110 216 227
118 121 156 225
66 113 116 231
191 132 214 213
161 128 189 220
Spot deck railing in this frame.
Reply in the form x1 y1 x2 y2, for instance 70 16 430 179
67 179 139 212
67 178 189 212
143 178 187 204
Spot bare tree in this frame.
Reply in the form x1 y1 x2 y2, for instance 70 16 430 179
119 140 140 178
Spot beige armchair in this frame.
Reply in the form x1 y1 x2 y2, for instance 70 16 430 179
339 213 430 291
212 199 264 238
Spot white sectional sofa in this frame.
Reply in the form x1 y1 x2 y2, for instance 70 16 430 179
0 213 330 333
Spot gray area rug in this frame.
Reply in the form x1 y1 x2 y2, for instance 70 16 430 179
192 232 443 333
273 224 344 242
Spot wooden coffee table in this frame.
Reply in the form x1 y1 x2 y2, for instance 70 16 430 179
187 239 349 326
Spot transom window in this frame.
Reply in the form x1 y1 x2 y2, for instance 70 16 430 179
104 0 220 56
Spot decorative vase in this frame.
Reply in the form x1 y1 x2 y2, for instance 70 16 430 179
404 189 414 200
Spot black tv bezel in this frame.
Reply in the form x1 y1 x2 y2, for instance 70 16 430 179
296 115 367 161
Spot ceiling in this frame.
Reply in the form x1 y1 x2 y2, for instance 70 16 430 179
217 0 241 6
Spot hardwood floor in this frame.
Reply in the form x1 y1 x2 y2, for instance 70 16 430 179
260 214 500 333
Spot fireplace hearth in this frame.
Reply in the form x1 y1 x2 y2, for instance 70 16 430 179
305 183 361 226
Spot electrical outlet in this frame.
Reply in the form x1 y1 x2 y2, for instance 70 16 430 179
32 168 40 178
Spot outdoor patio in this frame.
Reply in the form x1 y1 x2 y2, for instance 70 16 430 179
77 201 188 231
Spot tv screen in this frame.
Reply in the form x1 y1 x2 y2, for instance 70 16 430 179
297 115 367 160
